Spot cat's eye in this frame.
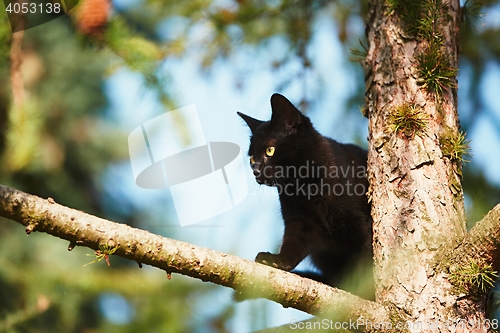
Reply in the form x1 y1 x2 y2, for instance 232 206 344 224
250 156 255 165
265 146 275 157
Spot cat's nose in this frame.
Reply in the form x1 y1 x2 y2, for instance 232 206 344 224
252 162 261 177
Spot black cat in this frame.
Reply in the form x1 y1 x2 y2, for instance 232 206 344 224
238 93 373 294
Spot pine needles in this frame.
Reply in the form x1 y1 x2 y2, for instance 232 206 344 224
440 131 472 165
450 261 498 294
462 0 484 30
416 45 458 95
386 0 462 95
388 103 428 137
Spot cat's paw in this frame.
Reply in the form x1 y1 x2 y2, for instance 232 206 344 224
255 252 291 271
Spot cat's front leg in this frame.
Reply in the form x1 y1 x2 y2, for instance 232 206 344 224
255 220 313 271
255 252 295 271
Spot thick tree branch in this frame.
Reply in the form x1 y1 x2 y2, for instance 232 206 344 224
0 184 388 326
449 203 500 270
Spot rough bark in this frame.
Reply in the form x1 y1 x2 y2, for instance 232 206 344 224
450 204 500 271
0 184 388 326
363 0 491 331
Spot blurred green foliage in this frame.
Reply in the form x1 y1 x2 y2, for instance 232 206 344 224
0 0 500 332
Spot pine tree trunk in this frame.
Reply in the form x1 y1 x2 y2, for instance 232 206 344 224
363 0 490 332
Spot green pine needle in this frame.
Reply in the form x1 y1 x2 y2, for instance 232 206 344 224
84 244 119 267
441 131 472 165
416 45 457 94
388 103 428 137
386 0 425 36
462 0 484 30
450 261 498 294
386 0 458 96
349 39 368 61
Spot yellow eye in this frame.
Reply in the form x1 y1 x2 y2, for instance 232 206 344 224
265 146 275 157
250 156 255 164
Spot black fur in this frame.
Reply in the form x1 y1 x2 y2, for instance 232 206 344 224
238 93 373 293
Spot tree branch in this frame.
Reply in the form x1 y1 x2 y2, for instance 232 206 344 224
10 21 25 107
0 184 388 325
449 203 500 270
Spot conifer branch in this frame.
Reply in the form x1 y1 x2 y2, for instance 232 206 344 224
450 203 500 271
0 184 388 326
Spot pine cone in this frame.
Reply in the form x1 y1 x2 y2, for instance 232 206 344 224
75 0 111 38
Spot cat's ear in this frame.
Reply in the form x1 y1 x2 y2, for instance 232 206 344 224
237 112 263 134
270 93 302 133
